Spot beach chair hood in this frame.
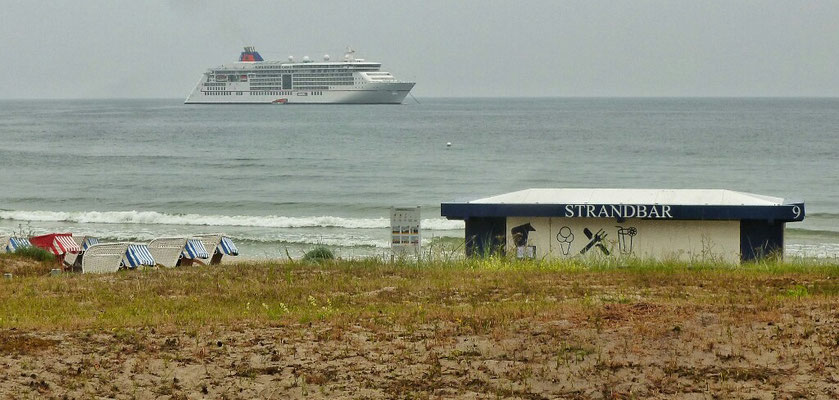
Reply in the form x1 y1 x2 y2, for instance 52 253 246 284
196 234 239 257
219 236 239 256
30 233 81 255
182 239 210 259
7 237 31 252
81 237 99 250
122 244 155 268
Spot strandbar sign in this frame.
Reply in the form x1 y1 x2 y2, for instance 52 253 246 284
564 204 673 219
441 188 806 263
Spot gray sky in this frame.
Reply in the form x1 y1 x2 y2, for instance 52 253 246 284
1 0 837 98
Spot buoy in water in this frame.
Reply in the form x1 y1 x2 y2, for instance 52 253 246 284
446 142 452 148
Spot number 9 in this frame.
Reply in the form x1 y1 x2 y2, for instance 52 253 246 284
791 205 801 219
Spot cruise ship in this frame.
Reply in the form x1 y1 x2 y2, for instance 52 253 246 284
185 47 415 104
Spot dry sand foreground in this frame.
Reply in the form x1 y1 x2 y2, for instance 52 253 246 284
1 258 838 399
3 304 838 399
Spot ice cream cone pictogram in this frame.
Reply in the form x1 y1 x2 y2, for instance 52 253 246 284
556 226 574 255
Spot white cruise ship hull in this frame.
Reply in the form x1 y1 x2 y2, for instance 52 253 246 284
185 82 414 105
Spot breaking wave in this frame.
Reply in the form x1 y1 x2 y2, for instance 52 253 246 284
0 210 464 231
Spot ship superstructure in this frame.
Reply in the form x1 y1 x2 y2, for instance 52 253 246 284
185 47 415 104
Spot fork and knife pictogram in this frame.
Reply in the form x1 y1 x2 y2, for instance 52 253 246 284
580 228 610 255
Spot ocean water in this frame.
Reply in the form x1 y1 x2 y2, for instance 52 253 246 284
0 98 837 259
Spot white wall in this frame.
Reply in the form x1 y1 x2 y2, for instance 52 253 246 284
506 217 741 263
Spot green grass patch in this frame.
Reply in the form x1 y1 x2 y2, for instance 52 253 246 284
302 246 335 262
7 246 55 263
0 256 837 331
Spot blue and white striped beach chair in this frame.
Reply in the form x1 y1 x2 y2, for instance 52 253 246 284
219 236 239 256
6 237 32 252
182 238 210 260
196 234 240 265
121 243 156 269
82 237 99 250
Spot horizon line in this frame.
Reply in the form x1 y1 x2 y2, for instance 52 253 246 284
1 95 838 101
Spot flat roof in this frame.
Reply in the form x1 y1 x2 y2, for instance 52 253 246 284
442 188 805 222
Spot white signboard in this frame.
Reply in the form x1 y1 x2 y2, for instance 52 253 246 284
391 207 421 254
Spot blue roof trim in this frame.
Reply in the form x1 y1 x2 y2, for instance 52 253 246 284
441 202 805 222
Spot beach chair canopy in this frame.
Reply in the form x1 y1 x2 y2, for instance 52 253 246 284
196 234 240 257
81 237 99 251
30 233 81 255
8 237 31 252
182 239 210 259
218 236 239 256
122 244 155 268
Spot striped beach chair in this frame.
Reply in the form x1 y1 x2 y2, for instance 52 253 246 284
65 236 100 267
29 233 81 268
80 242 130 274
121 243 155 269
196 234 240 265
4 237 32 253
179 238 210 266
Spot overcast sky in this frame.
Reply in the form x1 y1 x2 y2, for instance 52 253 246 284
1 1 837 99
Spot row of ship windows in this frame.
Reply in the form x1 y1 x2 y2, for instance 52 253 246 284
204 91 324 96
293 82 352 86
253 91 292 96
293 73 353 78
253 65 370 69
294 78 354 81
238 75 353 80
252 65 376 70
250 80 353 85
214 68 377 74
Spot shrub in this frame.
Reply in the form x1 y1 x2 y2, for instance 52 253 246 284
302 246 334 263
11 246 56 263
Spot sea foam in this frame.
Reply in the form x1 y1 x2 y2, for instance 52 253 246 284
0 210 464 230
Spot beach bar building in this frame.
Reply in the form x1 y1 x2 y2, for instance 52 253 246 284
441 189 805 263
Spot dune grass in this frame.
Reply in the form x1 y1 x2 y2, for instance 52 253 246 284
0 255 837 331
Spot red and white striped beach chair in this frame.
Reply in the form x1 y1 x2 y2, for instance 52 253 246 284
29 233 82 269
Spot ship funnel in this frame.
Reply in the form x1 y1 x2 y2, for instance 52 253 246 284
239 46 264 62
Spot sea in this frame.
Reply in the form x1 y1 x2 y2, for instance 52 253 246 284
0 98 837 260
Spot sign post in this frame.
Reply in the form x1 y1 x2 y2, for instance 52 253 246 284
391 206 421 257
